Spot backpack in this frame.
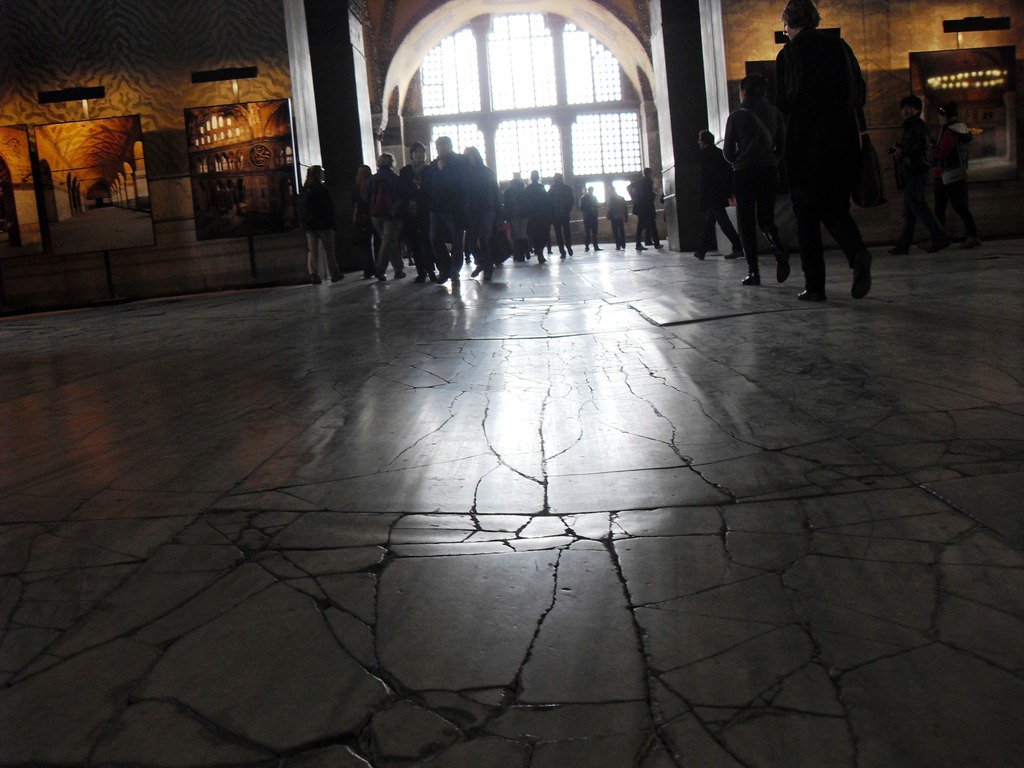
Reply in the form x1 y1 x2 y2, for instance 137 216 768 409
369 175 395 218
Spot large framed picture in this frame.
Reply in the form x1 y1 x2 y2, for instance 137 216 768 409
184 99 298 240
910 46 1017 181
33 115 155 256
0 124 43 256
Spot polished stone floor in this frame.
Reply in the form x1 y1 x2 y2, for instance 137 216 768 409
2 240 1023 767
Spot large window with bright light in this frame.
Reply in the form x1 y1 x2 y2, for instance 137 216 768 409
417 14 643 184
422 29 481 116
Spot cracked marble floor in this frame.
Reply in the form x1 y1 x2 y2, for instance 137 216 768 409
1 242 1023 767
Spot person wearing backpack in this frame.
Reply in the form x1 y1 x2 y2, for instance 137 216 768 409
888 94 950 255
300 165 342 284
723 72 790 286
366 153 406 281
932 102 980 249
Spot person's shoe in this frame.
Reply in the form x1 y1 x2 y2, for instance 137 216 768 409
363 272 374 279
923 239 951 254
560 253 566 260
414 274 427 283
429 271 438 282
309 273 321 284
471 266 483 277
961 235 981 249
568 247 573 256
851 250 872 299
584 246 590 252
636 244 647 251
483 272 493 281
436 272 449 284
330 274 343 282
654 242 662 249
377 274 387 281
775 252 790 283
394 271 407 279
742 273 761 286
594 246 602 251
538 255 546 264
797 289 827 302
694 252 706 261
887 245 909 255
725 249 742 259
547 247 553 255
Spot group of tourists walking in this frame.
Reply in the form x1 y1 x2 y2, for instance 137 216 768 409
301 0 980 303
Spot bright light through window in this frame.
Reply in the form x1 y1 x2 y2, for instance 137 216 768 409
488 14 557 111
422 29 481 115
495 119 562 180
563 24 621 105
430 124 487 165
571 113 642 175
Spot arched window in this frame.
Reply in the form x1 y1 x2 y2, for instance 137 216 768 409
412 13 643 186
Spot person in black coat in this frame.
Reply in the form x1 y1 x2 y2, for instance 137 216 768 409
776 0 873 300
425 135 468 284
630 168 661 250
547 173 575 258
399 142 435 282
695 131 743 261
462 146 502 280
523 170 549 263
300 165 342 284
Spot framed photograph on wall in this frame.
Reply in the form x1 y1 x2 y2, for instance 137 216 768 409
184 99 298 240
33 115 155 256
910 46 1017 181
0 124 43 256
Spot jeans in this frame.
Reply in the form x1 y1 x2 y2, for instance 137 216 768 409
733 166 784 275
371 217 404 277
898 174 949 248
305 229 340 280
934 178 977 237
789 184 867 294
699 207 741 254
610 218 626 249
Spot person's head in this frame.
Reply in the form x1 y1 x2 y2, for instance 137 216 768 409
356 164 372 184
698 130 714 149
781 0 820 38
530 170 540 183
376 153 395 170
463 145 483 166
553 172 564 184
739 73 768 101
937 101 959 124
587 186 594 194
643 167 653 178
900 94 923 119
435 135 453 157
409 141 426 163
304 165 324 187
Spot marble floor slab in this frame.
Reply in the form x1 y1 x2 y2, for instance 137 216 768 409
1 241 1023 767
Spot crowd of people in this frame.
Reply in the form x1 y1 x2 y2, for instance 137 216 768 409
301 0 980 303
334 137 665 285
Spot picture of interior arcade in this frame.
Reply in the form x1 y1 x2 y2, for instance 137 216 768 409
185 100 297 240
32 115 154 256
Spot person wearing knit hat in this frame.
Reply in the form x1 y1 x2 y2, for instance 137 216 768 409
888 94 951 255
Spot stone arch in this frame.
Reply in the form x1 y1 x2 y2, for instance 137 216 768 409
378 0 653 132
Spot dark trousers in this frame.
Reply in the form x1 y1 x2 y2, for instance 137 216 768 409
790 184 867 294
403 216 434 277
636 211 659 246
699 207 741 253
610 218 626 249
934 179 977 237
583 215 598 248
527 217 548 259
465 211 496 275
897 174 948 248
733 166 784 275
430 211 465 279
552 217 572 253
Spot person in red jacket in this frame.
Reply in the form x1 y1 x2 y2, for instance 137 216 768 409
931 102 980 249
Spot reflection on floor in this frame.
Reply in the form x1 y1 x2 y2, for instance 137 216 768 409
1 241 1023 767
